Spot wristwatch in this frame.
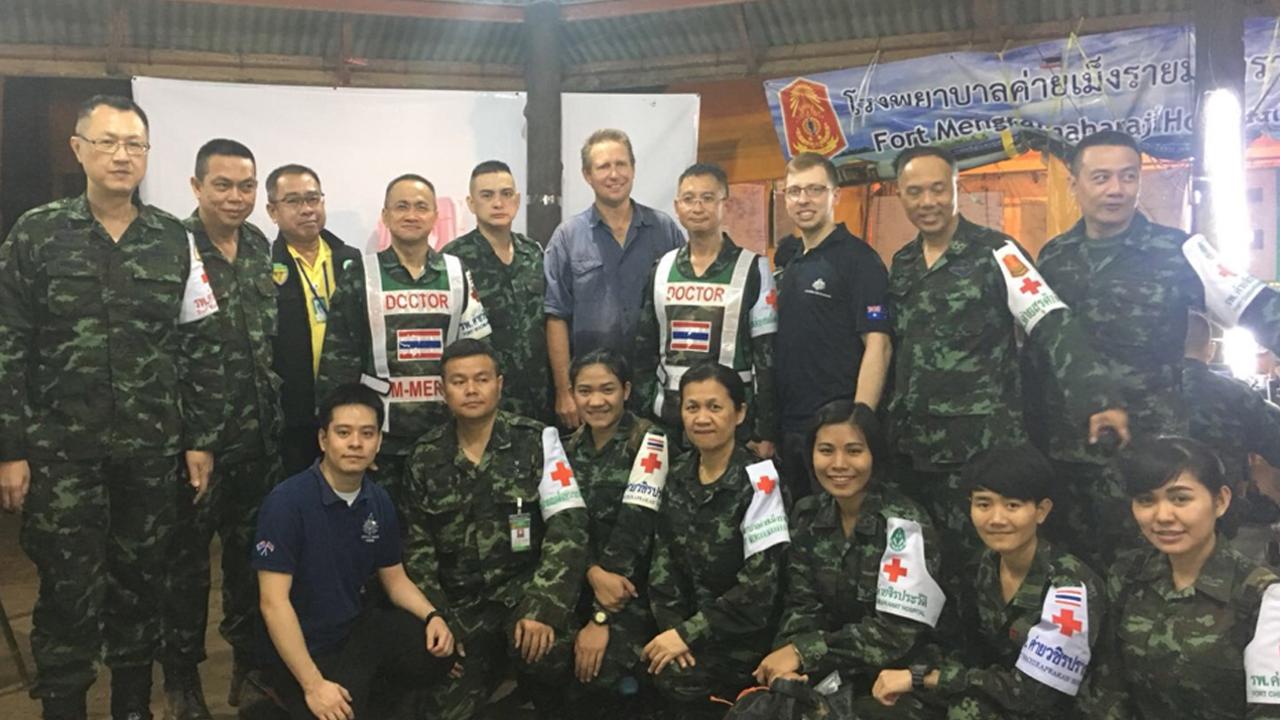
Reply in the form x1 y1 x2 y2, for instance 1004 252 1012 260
910 664 928 691
591 609 611 626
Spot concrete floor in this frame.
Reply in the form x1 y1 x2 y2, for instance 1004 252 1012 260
0 511 241 719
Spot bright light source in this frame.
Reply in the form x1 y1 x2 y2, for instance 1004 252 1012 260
1202 88 1259 376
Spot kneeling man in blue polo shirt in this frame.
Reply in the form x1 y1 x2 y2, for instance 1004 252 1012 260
253 383 455 719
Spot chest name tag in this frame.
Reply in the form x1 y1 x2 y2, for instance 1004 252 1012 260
1245 584 1280 704
1015 585 1091 696
874 518 945 628
509 510 532 553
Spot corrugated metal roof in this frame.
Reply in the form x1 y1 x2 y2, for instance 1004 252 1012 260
0 0 1205 76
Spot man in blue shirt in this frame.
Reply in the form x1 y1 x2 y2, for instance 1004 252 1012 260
544 128 685 429
253 384 455 719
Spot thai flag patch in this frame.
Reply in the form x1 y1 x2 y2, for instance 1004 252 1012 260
1054 589 1083 607
670 320 712 353
646 436 665 451
397 328 443 361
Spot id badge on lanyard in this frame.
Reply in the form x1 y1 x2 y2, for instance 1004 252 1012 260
312 295 328 323
298 258 331 324
509 497 532 553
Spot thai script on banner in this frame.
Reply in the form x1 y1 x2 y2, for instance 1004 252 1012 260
763 23 1280 168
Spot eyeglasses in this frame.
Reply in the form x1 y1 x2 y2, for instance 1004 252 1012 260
75 135 150 156
783 184 831 200
273 193 325 209
677 193 725 208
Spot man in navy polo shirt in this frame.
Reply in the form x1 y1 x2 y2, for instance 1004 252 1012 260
253 384 455 720
773 152 892 497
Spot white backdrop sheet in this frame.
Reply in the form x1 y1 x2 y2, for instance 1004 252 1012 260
133 77 699 250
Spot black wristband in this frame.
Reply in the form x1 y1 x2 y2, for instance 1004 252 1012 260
424 610 445 628
910 664 928 691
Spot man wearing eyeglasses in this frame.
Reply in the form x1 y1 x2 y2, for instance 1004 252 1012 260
0 95 226 720
317 174 491 504
266 164 361 478
633 163 778 458
441 160 549 422
772 152 891 497
160 139 285 719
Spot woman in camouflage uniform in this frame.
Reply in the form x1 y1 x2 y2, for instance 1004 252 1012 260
563 348 666 717
643 362 789 720
1082 436 1280 719
875 445 1104 719
755 399 943 718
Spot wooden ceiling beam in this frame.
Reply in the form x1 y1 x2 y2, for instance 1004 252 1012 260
561 0 759 22
153 0 525 23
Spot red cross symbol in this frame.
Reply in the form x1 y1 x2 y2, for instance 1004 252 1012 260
1019 277 1042 295
1052 609 1082 637
765 289 777 308
551 461 574 487
883 557 908 583
1218 264 1236 278
201 271 209 284
640 452 662 474
756 475 776 494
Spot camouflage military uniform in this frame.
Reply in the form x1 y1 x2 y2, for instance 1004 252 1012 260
564 413 663 697
1243 287 1280 357
441 229 549 422
316 247 489 501
777 486 940 718
648 446 787 715
0 195 225 701
888 217 1117 576
1028 214 1202 565
931 539 1103 719
163 213 284 673
1081 539 1280 719
633 237 778 445
1184 357 1280 490
402 411 588 720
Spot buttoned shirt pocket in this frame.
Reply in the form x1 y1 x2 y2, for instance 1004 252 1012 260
128 260 184 323
45 262 101 318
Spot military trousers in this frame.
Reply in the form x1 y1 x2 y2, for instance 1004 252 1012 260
162 453 281 671
419 600 576 720
891 461 983 594
20 455 180 699
1044 459 1139 571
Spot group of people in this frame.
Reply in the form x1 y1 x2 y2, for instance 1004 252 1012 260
3 91 1280 720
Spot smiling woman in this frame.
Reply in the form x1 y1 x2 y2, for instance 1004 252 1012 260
1082 436 1280 719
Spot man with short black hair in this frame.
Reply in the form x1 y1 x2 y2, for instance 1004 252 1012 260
317 173 491 501
0 94 225 720
254 383 455 720
885 144 1126 578
1028 129 1280 565
633 162 778 456
773 151 891 496
161 138 284 718
403 339 589 720
266 164 361 477
544 129 685 429
442 160 549 421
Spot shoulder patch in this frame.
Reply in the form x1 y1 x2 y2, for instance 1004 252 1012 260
1015 585 1092 696
538 426 586 520
875 517 945 627
741 460 790 559
1245 583 1280 704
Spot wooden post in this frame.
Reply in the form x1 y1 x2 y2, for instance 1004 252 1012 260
1192 0 1246 236
523 0 562 245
